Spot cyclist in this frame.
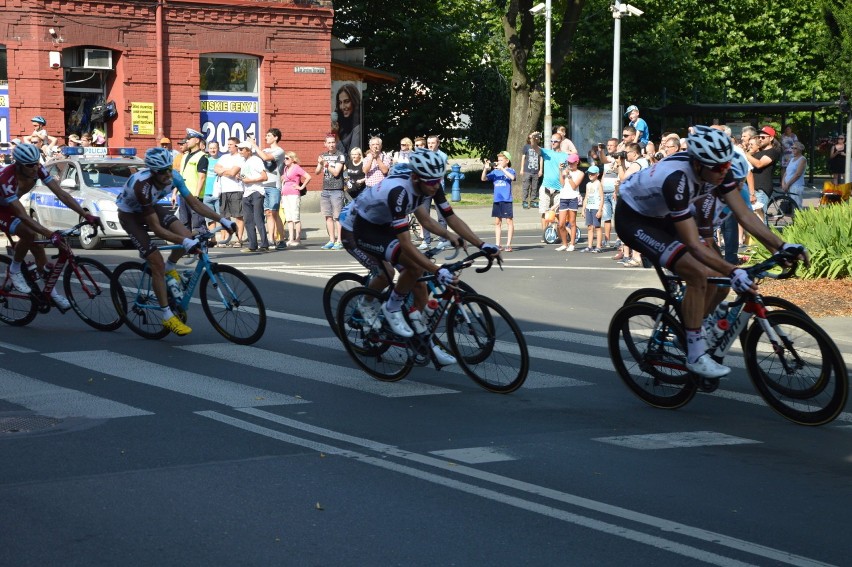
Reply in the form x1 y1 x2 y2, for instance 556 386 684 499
0 143 100 309
116 147 236 336
615 125 808 379
351 149 500 365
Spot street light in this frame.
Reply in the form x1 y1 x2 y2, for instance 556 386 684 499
610 1 643 137
530 1 552 137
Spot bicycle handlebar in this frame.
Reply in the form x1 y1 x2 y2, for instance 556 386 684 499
745 246 803 281
418 250 501 283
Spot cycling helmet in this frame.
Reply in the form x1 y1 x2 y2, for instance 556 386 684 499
687 125 733 166
730 152 749 181
408 149 446 180
144 147 174 171
12 143 42 165
31 116 47 126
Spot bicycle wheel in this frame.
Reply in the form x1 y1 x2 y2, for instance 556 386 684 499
608 302 697 409
623 287 668 308
737 296 810 350
764 195 798 230
0 256 37 326
337 287 412 382
447 294 529 393
64 257 122 331
110 261 170 340
323 272 368 339
743 310 848 425
408 215 422 242
543 224 559 244
199 263 266 345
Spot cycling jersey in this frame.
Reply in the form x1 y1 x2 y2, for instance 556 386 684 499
618 153 736 222
0 164 54 205
116 170 192 214
354 171 455 235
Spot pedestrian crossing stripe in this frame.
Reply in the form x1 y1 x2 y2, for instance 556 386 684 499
593 431 761 450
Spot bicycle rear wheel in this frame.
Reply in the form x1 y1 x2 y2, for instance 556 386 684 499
323 272 368 339
199 263 266 345
764 195 798 230
743 310 848 425
337 287 412 382
64 257 122 331
543 224 559 244
447 294 528 393
0 256 37 326
110 261 170 340
608 302 697 409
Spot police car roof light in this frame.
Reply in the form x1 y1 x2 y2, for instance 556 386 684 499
61 146 86 156
106 147 137 157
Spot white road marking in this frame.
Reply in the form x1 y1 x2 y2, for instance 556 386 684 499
43 351 308 408
429 447 516 463
0 369 152 419
593 431 761 450
0 341 38 354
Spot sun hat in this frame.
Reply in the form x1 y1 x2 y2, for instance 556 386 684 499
587 165 600 174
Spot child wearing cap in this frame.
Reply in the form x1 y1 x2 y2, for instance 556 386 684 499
481 151 516 251
581 165 604 253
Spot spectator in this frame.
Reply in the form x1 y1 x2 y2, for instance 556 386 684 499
393 138 413 164
80 132 93 147
481 151 516 252
418 134 451 251
780 125 799 168
746 125 781 216
644 140 659 165
67 134 81 147
315 133 346 250
624 105 649 148
598 137 620 247
538 132 567 239
91 128 106 147
555 152 583 251
520 131 543 209
237 140 269 253
27 136 48 163
581 165 604 253
782 141 807 208
281 151 311 247
829 135 846 185
214 137 246 246
252 128 286 250
362 136 391 187
172 138 187 171
30 116 58 147
344 147 367 200
615 143 646 267
554 125 578 154
413 137 426 149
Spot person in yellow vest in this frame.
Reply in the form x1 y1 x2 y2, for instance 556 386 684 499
172 128 209 231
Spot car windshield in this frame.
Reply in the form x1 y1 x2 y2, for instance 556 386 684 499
81 164 141 187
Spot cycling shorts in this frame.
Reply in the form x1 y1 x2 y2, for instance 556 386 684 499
353 215 403 267
613 201 689 270
118 205 180 259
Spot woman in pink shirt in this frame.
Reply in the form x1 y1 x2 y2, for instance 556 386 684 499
281 151 312 246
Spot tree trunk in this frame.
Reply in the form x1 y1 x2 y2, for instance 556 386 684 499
507 83 544 200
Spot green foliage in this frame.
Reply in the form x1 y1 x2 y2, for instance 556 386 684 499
467 66 510 161
751 201 852 279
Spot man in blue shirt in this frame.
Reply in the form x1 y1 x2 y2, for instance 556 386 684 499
538 132 567 236
625 105 649 148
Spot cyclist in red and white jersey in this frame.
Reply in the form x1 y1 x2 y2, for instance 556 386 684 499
615 126 808 379
0 143 100 309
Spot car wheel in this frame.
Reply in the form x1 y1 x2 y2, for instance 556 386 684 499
78 217 103 250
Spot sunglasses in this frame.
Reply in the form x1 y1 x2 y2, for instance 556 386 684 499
284 156 292 160
705 161 732 173
19 162 39 169
421 178 442 186
622 134 631 138
152 167 173 174
550 140 561 143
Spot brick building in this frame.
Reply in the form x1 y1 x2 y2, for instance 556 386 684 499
0 0 347 164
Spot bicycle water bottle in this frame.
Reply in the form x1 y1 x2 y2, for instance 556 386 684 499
166 273 184 301
706 303 730 346
423 298 440 324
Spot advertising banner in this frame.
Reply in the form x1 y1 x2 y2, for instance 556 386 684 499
331 81 363 155
0 85 10 145
200 94 259 147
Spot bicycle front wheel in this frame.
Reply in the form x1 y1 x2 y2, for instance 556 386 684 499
337 287 412 382
608 302 697 409
199 264 266 345
764 195 798 230
110 261 170 340
0 256 37 326
64 257 122 331
447 294 529 393
743 310 848 426
323 272 368 339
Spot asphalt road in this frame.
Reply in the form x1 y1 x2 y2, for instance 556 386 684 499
1 228 850 567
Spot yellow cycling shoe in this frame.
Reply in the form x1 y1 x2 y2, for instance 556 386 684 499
163 315 192 336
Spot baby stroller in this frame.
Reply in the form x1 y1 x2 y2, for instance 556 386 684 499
542 210 584 245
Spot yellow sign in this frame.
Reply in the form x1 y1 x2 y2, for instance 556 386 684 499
130 102 155 135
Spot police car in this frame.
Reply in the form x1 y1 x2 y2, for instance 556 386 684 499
19 147 172 249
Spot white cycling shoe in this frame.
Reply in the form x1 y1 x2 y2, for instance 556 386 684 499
357 300 382 331
686 353 731 379
431 342 457 366
50 288 72 311
9 270 31 294
381 303 413 337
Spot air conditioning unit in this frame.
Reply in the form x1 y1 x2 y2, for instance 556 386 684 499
83 49 112 70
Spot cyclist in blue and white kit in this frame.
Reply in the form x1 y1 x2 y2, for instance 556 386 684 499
116 147 236 336
352 149 500 364
615 126 808 379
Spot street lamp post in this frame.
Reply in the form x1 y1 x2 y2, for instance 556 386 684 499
610 1 643 138
530 2 552 137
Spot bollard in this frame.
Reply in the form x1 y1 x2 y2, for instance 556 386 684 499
447 163 465 202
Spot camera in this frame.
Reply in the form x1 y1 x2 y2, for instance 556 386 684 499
597 143 605 150
490 161 499 169
654 151 665 161
615 151 628 160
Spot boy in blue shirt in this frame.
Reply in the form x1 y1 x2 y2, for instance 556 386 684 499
625 104 649 148
481 150 516 251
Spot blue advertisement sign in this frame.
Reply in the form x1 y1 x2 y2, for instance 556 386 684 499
200 93 259 147
0 85 10 146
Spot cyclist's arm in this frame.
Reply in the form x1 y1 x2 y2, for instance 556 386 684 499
143 208 189 244
44 177 89 218
674 216 734 276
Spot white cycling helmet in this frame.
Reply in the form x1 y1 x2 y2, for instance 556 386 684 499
408 149 446 180
144 147 174 171
12 143 42 165
687 125 734 166
730 152 749 181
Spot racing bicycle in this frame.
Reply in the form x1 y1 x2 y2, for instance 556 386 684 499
608 250 848 425
762 187 800 230
0 221 121 331
336 250 529 393
110 229 266 344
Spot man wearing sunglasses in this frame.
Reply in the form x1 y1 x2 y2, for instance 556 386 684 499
745 125 781 204
614 125 808 379
351 149 499 363
0 143 100 309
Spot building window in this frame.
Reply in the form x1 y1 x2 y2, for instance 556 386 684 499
0 47 6 85
200 55 258 93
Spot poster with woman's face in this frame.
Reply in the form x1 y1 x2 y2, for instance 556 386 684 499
331 81 363 156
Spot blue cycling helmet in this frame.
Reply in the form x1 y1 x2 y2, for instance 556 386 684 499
730 152 749 181
144 147 174 171
687 125 733 166
12 143 42 165
31 115 47 126
408 149 446 180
